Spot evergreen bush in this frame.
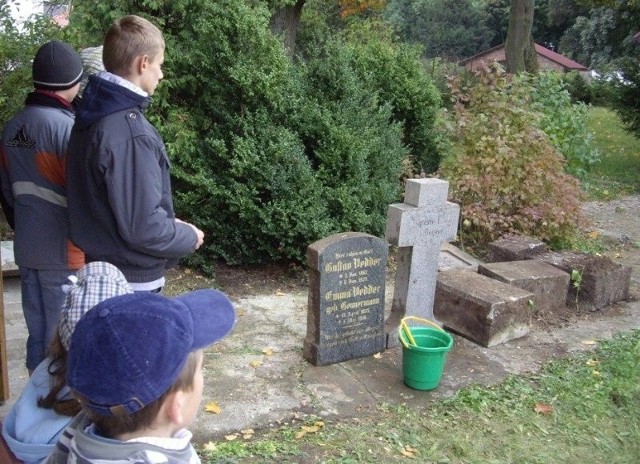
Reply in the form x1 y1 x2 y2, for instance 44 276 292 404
612 54 640 138
64 0 418 266
562 71 592 104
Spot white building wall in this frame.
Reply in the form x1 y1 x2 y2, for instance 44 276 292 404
8 0 44 28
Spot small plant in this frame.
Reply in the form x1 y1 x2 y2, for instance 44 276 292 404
571 268 584 308
570 268 583 289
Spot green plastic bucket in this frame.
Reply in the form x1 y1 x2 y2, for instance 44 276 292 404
399 325 454 391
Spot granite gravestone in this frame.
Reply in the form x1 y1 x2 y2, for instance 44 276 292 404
304 232 388 366
385 178 459 346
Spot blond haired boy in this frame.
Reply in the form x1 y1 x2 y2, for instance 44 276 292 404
66 15 204 292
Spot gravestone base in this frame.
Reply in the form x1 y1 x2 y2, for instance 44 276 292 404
303 333 386 367
538 252 632 311
477 260 570 315
434 269 533 347
487 235 548 263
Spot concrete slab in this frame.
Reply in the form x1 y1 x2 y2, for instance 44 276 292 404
487 235 548 262
478 260 570 315
434 268 533 347
439 243 481 271
539 251 632 310
1 242 18 278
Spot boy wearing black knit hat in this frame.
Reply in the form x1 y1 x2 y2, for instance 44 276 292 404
0 40 85 374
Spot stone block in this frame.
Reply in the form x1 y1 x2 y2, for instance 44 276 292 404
487 235 548 263
438 243 481 272
538 251 632 311
477 260 570 315
434 269 533 347
1 241 18 277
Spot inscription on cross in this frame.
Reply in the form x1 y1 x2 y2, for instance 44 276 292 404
384 178 459 346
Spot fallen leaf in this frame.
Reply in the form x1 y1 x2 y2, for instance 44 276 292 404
225 434 239 441
314 421 325 428
301 425 321 433
588 230 600 240
275 291 285 296
204 401 221 414
581 340 597 345
404 445 418 453
295 430 306 439
586 359 600 367
241 428 254 439
373 352 382 359
249 359 263 368
592 369 602 377
534 403 554 414
262 348 274 356
202 441 217 452
400 444 417 458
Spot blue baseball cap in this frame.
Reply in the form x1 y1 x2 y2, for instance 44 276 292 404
67 289 236 416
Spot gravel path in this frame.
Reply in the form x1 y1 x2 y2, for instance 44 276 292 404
582 195 640 244
582 195 640 296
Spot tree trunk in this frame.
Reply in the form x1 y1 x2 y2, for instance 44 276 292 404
505 0 538 73
270 0 306 60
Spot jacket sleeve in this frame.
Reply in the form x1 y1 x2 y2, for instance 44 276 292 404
0 146 15 229
102 134 197 259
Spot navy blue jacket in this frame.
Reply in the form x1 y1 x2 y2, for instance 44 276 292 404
66 75 197 283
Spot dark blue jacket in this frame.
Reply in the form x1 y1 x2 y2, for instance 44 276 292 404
66 75 197 283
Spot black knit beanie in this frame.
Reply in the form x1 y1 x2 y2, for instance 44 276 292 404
32 40 83 91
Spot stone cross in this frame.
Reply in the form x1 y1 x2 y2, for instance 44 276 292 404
385 178 459 346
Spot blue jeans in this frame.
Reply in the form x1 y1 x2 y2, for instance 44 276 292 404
20 267 71 370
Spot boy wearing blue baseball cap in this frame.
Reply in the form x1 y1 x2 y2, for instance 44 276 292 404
44 290 235 463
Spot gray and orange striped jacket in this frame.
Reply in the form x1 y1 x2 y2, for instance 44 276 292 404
0 90 84 271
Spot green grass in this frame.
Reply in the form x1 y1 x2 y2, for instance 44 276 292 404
584 106 640 199
198 330 640 463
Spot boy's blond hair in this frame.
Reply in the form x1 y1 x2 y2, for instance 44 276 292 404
79 350 202 438
103 15 164 77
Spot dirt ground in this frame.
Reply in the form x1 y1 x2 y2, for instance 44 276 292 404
165 195 640 334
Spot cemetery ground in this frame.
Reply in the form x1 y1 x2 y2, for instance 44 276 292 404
2 196 638 463
156 195 640 464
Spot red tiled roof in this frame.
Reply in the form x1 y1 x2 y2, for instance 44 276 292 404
52 11 69 28
533 44 586 71
459 43 587 71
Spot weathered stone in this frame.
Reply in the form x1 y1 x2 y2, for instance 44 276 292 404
478 260 570 315
434 269 533 347
304 232 388 366
487 235 548 263
1 242 18 277
439 243 481 272
385 178 459 346
538 251 632 311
